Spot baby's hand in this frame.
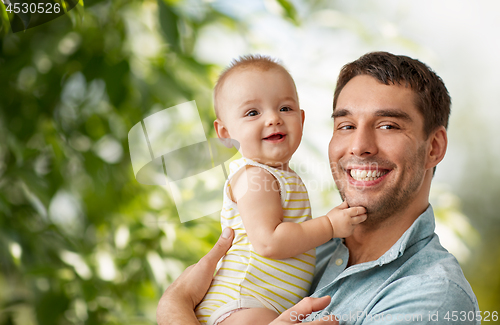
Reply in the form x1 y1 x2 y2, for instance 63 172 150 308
325 201 367 238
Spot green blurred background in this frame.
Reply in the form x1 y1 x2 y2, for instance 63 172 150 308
1 0 499 324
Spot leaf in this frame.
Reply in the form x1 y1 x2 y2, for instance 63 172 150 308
17 12 31 31
276 0 300 25
158 0 181 53
7 0 80 33
0 1 11 36
10 1 32 32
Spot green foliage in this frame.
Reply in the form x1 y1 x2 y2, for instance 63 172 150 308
0 0 242 323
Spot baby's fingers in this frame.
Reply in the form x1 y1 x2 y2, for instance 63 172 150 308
351 214 367 225
345 206 366 216
336 201 349 210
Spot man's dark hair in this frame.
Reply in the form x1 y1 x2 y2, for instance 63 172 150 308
332 51 451 138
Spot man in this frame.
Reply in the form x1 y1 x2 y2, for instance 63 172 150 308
157 52 479 324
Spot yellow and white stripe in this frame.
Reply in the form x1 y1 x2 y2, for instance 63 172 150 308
195 158 315 325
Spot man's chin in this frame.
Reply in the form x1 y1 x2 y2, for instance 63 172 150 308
343 196 369 210
344 197 383 218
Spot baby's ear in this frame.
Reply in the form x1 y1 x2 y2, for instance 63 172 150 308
214 119 232 148
214 119 227 138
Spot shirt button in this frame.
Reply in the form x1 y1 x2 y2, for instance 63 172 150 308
335 258 343 266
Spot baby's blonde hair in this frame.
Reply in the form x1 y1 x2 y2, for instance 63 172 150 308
214 54 295 119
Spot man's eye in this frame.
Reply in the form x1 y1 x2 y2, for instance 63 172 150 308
280 106 291 112
339 125 355 130
380 124 398 130
246 110 259 117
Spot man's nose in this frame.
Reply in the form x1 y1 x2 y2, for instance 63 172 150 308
350 127 377 157
265 111 283 126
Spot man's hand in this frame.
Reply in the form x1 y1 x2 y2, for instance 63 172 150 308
156 227 234 325
270 296 339 324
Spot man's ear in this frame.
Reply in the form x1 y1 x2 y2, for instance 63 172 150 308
301 109 305 129
214 119 232 148
425 126 447 169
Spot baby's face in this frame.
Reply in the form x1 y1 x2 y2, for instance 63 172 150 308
216 67 304 170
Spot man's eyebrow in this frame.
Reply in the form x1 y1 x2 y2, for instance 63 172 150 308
375 109 413 122
331 108 413 122
331 109 351 119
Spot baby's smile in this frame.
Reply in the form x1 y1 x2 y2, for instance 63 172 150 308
263 132 286 143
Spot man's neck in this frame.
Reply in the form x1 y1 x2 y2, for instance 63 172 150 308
345 202 429 267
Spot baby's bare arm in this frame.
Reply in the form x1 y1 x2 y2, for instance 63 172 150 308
232 167 334 260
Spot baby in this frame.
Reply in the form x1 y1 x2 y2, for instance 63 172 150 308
195 55 367 325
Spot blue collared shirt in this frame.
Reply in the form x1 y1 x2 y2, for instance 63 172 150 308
307 205 480 324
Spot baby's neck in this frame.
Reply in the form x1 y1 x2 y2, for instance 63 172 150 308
245 157 291 172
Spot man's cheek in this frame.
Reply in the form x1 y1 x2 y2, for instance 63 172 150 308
331 168 346 190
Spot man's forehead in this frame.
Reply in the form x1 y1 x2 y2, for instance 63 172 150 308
332 75 420 119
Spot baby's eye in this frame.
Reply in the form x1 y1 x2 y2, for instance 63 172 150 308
246 110 259 117
280 106 292 112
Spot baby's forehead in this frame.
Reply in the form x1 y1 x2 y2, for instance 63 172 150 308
221 67 295 99
215 65 297 119
220 66 295 94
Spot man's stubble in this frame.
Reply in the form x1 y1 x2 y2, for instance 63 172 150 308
334 144 427 229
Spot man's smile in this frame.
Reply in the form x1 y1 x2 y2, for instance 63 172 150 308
345 167 392 186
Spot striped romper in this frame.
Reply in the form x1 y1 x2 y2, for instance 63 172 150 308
195 157 316 325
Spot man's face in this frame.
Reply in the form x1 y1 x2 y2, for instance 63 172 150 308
329 75 430 225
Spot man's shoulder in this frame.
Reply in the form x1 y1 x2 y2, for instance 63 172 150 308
310 235 480 324
381 233 479 311
367 273 479 324
403 234 472 286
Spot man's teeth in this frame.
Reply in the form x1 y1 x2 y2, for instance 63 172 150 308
350 169 387 181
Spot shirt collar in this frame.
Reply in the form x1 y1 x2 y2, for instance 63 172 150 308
376 204 435 265
311 205 437 294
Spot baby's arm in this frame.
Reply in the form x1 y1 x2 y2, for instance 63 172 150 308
231 166 365 260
